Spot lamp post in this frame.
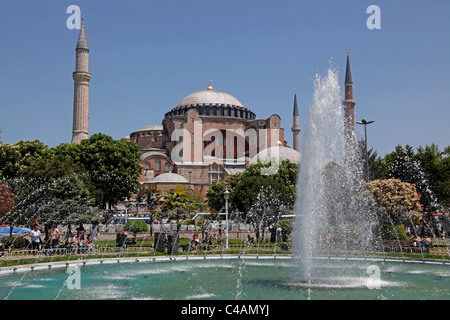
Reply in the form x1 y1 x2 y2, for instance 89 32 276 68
356 119 374 181
124 197 130 225
224 188 230 249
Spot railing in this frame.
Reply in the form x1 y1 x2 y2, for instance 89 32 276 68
380 240 450 256
1 241 448 261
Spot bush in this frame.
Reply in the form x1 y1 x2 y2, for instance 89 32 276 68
124 219 149 233
1 236 29 249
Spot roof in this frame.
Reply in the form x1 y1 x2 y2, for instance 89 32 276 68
176 89 244 108
224 167 246 175
149 172 189 184
140 151 170 161
136 124 164 132
249 146 301 165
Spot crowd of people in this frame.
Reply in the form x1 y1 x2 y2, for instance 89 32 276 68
189 232 222 250
409 234 433 253
9 223 99 255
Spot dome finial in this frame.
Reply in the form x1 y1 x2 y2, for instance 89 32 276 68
207 76 213 90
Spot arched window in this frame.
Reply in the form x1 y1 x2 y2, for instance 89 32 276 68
209 163 224 182
155 158 161 171
145 162 151 170
165 162 172 172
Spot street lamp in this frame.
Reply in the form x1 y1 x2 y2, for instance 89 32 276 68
356 119 374 181
124 197 130 224
224 188 230 249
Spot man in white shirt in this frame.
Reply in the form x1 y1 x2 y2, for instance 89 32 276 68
30 226 42 253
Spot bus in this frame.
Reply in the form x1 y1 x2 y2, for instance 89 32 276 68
192 213 228 221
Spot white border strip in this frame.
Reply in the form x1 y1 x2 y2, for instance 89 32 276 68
0 254 448 276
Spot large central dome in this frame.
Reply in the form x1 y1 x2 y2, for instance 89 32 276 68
177 89 244 108
164 81 256 120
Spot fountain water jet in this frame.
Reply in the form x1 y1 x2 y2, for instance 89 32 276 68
292 68 376 283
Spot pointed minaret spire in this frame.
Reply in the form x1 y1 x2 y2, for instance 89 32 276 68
291 90 301 152
345 49 352 85
72 17 91 144
343 49 356 151
76 17 89 51
293 90 299 116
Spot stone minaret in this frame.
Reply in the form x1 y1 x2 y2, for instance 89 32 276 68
71 17 91 144
343 50 356 147
291 91 301 152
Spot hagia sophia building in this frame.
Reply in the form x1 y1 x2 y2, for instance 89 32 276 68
71 19 355 196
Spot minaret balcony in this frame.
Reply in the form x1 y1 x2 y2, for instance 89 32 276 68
73 71 91 81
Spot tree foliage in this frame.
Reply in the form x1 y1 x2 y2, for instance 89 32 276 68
247 185 289 242
9 173 102 227
364 179 423 226
0 140 49 180
0 182 15 221
73 133 142 209
159 185 202 231
0 134 142 227
206 160 298 215
124 219 149 233
383 144 449 211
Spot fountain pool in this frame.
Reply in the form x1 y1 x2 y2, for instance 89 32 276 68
0 256 448 300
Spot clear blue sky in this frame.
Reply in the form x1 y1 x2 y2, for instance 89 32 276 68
1 0 449 157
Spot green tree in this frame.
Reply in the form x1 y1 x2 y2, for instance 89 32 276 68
22 152 86 182
206 173 242 213
9 173 102 228
384 143 450 211
160 185 199 232
206 179 227 212
231 175 291 217
383 144 416 184
0 140 49 180
415 144 450 209
247 185 289 242
72 133 142 209
206 160 298 216
144 187 163 235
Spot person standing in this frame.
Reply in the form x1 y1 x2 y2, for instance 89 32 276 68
30 225 42 254
49 225 61 255
76 223 85 240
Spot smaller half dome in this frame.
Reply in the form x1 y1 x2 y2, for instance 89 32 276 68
250 146 301 165
150 172 189 184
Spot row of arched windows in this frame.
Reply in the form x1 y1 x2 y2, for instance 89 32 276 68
164 105 256 120
144 159 172 173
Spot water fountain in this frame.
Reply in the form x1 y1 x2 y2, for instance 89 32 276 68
291 67 380 284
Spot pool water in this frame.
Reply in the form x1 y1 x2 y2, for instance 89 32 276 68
0 257 448 300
